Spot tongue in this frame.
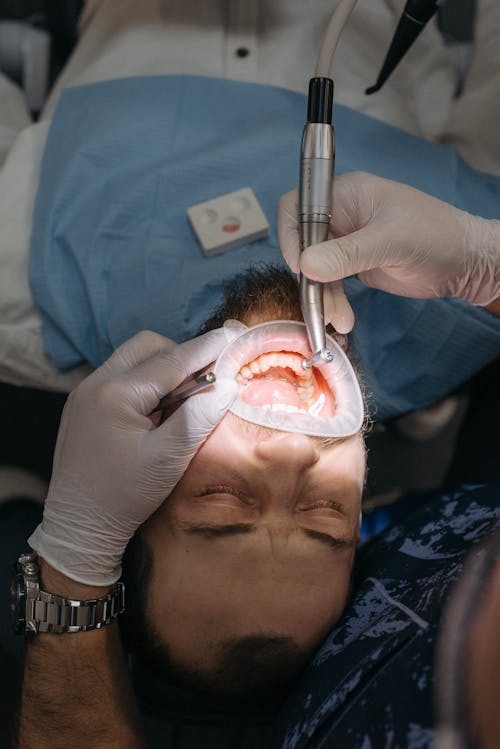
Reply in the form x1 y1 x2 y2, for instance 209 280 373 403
241 379 306 410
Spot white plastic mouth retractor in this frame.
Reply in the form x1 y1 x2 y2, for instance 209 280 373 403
214 321 364 438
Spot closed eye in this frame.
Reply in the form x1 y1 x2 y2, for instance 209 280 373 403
177 521 354 549
297 500 346 516
198 485 251 504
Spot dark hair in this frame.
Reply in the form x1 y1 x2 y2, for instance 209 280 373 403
200 263 303 333
120 529 309 700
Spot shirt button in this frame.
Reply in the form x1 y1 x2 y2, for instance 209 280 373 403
235 47 250 58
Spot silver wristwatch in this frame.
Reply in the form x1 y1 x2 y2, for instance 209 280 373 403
10 552 125 635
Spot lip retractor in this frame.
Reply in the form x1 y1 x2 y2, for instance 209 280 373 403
214 321 364 438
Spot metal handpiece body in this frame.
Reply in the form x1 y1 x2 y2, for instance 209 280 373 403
299 121 335 361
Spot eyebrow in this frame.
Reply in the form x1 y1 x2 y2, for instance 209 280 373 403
178 521 354 549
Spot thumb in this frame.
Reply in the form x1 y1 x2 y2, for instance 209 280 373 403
154 375 238 455
323 281 355 334
300 226 384 283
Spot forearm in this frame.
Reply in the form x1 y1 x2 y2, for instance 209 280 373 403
478 217 500 316
484 297 500 317
17 561 144 749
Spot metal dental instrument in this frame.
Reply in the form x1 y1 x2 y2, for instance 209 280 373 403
153 371 216 413
299 76 336 369
302 349 333 370
299 0 358 370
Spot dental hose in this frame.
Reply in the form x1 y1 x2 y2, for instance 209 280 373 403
300 0 358 367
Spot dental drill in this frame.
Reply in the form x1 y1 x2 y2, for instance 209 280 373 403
300 0 358 370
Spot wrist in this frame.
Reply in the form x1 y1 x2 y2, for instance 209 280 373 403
12 554 125 636
484 297 500 317
28 521 123 587
461 215 500 306
38 557 113 600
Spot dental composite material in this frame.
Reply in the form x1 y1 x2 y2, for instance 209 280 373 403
299 0 358 370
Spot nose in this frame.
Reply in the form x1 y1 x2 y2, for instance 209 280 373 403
252 434 320 541
254 432 319 473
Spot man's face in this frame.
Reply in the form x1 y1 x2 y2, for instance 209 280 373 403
134 266 366 689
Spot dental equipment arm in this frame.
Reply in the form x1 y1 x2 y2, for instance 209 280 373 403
299 0 358 365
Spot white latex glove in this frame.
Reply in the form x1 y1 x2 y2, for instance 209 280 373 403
279 171 500 331
278 190 355 335
29 328 239 586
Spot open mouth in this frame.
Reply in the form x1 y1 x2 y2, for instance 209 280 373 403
214 321 363 437
236 350 335 417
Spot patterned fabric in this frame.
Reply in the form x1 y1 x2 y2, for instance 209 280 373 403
271 484 500 749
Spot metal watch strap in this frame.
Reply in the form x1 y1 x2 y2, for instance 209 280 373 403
27 583 125 634
12 552 126 634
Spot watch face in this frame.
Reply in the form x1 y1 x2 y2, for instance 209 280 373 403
10 565 26 634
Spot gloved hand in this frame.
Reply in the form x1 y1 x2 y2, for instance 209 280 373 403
278 187 355 334
279 171 500 331
29 328 239 586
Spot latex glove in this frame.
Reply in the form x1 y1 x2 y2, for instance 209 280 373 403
279 172 500 331
278 190 355 335
29 328 239 586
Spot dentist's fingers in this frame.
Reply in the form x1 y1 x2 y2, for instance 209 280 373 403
223 319 248 340
118 327 234 414
145 375 238 466
94 330 176 380
323 281 355 334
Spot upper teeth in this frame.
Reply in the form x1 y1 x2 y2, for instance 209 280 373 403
237 352 314 387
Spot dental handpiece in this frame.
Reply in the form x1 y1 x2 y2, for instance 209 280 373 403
299 77 335 369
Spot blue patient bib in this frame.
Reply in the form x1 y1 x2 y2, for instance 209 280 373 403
29 75 500 419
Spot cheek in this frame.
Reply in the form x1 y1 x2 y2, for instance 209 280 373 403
288 570 355 651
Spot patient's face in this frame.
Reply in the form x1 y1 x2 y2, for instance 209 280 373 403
145 413 365 676
133 266 366 691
